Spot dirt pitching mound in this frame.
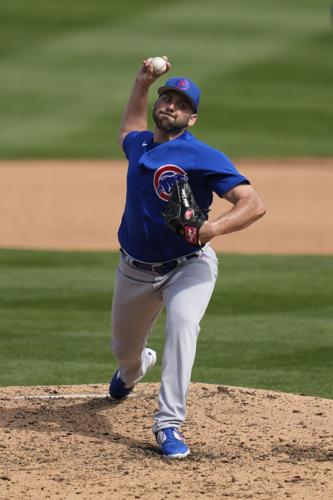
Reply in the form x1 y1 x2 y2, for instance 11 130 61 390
0 383 332 499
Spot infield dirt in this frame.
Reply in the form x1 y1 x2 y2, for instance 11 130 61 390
1 158 333 254
0 383 333 499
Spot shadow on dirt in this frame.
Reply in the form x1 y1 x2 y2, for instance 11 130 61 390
272 444 333 463
0 397 163 458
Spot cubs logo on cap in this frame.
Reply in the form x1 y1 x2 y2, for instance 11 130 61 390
176 79 190 90
158 77 201 113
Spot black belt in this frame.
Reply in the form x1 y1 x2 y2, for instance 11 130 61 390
120 249 198 276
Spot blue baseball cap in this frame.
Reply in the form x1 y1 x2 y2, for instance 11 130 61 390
158 77 201 113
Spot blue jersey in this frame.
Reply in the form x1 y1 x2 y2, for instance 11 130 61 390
118 130 249 262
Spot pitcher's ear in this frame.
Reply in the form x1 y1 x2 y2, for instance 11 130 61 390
188 114 198 127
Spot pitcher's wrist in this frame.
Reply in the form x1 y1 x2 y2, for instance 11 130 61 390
199 221 216 244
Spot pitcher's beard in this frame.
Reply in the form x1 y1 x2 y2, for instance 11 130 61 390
152 108 188 134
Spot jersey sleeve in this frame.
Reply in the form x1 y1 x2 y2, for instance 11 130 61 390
202 151 250 197
205 172 250 197
122 131 141 160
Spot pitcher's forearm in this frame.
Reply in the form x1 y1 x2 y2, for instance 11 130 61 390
199 193 266 243
119 80 150 135
119 57 171 145
215 198 264 234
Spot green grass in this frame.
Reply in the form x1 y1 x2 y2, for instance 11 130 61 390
0 0 332 158
0 249 332 399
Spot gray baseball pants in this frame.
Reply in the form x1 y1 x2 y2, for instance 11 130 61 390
111 245 218 434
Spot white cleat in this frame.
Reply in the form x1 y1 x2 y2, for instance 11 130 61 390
145 348 157 371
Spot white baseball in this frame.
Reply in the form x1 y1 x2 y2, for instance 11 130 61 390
149 56 167 75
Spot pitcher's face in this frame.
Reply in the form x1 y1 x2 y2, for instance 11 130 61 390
153 91 197 133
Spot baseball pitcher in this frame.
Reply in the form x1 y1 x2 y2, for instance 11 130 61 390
109 56 266 459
